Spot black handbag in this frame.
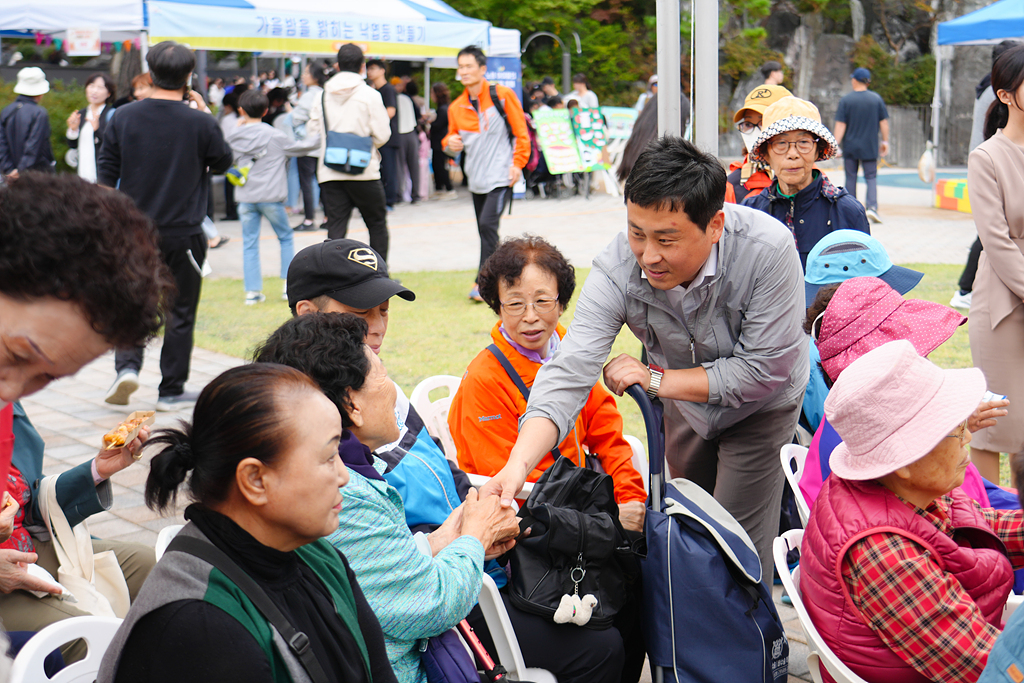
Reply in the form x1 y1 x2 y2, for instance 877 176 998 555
508 455 638 630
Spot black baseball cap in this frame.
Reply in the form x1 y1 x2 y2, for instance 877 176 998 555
287 239 415 310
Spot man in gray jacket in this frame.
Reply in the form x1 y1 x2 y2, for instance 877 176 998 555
482 137 808 582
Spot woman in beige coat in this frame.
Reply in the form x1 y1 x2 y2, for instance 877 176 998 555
968 43 1024 482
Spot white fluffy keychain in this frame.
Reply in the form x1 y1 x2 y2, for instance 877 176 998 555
553 594 598 626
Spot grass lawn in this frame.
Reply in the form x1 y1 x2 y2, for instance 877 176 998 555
194 263 984 473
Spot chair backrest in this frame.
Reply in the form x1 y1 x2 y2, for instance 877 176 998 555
780 444 811 526
623 435 649 493
154 523 185 560
409 375 462 461
477 573 528 678
9 616 123 683
772 530 868 683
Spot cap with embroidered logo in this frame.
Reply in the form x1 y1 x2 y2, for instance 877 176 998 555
286 239 415 310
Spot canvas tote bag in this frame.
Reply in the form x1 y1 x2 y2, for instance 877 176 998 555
38 475 130 617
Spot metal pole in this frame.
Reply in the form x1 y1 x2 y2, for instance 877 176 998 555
562 51 571 96
252 53 258 84
196 49 208 99
424 61 431 105
931 44 942 167
693 0 719 154
140 31 150 73
656 0 681 137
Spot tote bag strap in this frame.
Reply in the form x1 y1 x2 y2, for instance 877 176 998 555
39 475 95 581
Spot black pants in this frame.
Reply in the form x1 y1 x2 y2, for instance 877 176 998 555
472 186 509 276
380 144 400 207
297 156 319 221
959 236 984 293
465 590 635 683
319 179 389 261
397 132 421 202
223 178 238 220
115 232 206 397
432 149 452 191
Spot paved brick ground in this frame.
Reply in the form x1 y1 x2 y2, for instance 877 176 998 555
22 170 973 681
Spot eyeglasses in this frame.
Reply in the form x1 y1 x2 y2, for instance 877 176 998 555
736 120 760 135
500 298 559 316
768 137 819 155
945 420 968 446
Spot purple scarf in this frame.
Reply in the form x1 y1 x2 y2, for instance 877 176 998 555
338 429 385 482
499 325 560 364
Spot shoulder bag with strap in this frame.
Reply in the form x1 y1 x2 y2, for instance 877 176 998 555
226 147 268 187
322 90 374 175
38 475 131 618
486 343 563 460
167 534 330 683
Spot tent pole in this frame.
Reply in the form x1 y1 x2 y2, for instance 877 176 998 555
931 47 942 167
656 0 681 137
140 31 150 73
693 0 719 154
196 50 208 99
425 61 431 105
252 55 258 84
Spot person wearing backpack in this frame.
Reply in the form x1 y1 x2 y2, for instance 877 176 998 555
442 45 531 302
305 44 392 259
225 89 318 305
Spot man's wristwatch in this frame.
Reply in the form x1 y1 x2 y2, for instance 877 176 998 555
647 363 664 400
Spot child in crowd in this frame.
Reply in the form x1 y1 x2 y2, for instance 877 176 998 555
224 89 316 304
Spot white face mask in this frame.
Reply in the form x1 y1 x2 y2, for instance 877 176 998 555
740 128 761 155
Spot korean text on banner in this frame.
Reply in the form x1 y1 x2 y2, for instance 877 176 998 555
532 110 583 175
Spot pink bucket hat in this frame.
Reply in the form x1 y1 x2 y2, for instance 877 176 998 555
815 277 966 382
826 340 985 481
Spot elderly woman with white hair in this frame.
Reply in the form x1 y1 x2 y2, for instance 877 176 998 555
800 340 1024 683
743 96 870 269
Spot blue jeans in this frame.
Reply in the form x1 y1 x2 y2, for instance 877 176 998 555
238 202 294 293
843 157 878 211
287 157 301 210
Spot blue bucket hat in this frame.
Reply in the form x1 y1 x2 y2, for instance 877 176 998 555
804 230 923 306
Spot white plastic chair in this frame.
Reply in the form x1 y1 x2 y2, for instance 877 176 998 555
781 444 811 526
409 375 462 460
1005 593 1024 625
773 530 869 683
9 616 123 683
624 435 649 493
476 574 556 683
154 523 185 560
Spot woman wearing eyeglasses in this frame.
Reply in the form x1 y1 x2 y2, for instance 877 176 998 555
800 340 1024 683
743 97 869 270
448 236 647 527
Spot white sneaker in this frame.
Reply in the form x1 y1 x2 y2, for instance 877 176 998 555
104 370 140 405
439 190 459 201
245 291 266 305
950 290 973 310
865 208 882 224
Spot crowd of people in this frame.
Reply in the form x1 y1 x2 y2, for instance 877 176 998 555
2 36 1024 683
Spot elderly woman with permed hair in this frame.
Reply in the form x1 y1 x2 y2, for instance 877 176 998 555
743 97 869 269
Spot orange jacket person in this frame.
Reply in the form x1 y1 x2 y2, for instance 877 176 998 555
442 45 530 302
448 237 647 531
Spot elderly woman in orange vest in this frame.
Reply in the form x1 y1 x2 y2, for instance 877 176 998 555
800 340 1024 683
448 236 646 531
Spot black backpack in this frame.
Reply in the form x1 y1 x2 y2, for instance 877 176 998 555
508 455 638 629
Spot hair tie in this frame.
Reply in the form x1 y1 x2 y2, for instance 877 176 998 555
171 441 196 468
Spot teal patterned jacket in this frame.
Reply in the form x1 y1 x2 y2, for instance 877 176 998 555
327 463 484 683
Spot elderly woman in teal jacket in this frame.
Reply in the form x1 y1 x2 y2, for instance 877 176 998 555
255 312 520 683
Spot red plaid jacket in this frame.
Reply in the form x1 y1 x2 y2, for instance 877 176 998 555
842 497 1024 683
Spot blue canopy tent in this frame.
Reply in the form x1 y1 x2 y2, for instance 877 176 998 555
932 0 1024 161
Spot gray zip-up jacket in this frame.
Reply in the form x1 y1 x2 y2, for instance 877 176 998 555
523 203 809 441
224 121 316 204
